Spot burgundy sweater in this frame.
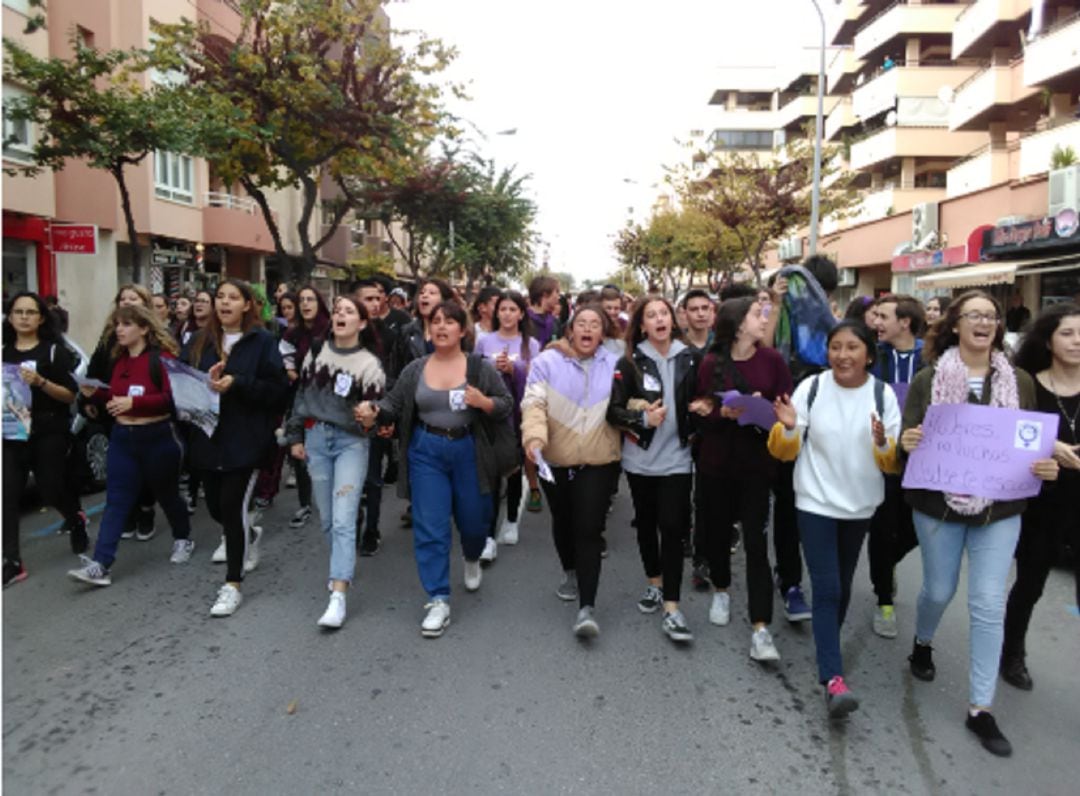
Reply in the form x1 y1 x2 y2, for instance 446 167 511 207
95 350 175 417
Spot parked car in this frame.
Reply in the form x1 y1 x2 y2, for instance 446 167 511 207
64 335 108 493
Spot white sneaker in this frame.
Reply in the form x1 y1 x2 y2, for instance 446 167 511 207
317 592 346 629
421 599 450 637
169 539 195 564
497 519 519 545
750 627 780 662
463 559 482 591
709 591 731 626
480 538 497 564
210 584 242 617
211 536 227 563
244 525 263 573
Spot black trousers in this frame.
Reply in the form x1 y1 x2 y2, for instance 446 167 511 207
701 472 774 624
488 463 524 539
202 468 256 583
540 462 619 609
3 433 81 563
627 472 691 603
1003 491 1080 659
771 460 804 592
867 474 919 605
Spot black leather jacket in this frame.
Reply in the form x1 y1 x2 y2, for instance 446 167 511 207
607 344 700 450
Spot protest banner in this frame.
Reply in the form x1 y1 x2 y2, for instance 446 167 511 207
162 358 220 437
2 363 33 440
901 403 1058 501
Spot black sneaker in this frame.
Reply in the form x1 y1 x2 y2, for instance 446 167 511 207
966 711 1012 757
400 506 412 528
909 638 936 681
600 534 608 559
68 511 89 555
135 506 156 541
3 559 27 588
1000 654 1033 691
730 524 741 554
359 532 380 557
691 562 711 591
382 461 398 485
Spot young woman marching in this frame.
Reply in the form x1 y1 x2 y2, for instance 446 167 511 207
355 301 511 638
68 305 194 585
769 321 901 717
470 286 501 341
692 297 793 659
521 304 622 638
473 291 541 559
286 296 385 629
2 293 84 586
187 279 288 617
900 291 1058 756
607 296 699 643
397 278 456 365
178 289 214 512
171 295 193 344
1002 303 1080 691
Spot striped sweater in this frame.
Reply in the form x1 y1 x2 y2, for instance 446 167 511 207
285 340 385 444
520 346 621 467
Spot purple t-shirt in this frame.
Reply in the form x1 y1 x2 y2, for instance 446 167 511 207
475 332 541 365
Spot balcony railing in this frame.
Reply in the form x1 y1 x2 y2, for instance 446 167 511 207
205 191 257 214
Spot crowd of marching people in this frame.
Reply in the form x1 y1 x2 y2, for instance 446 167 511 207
3 259 1078 757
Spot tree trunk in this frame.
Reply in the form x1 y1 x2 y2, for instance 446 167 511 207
111 164 142 284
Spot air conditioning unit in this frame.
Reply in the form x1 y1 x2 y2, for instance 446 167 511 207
777 236 803 261
1048 165 1080 216
912 201 939 244
837 267 857 288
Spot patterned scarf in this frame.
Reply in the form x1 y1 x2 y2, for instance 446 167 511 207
930 346 1019 514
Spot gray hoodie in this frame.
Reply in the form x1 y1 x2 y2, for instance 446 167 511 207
621 339 693 477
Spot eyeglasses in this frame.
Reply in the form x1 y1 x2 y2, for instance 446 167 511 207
959 312 1000 325
9 309 41 317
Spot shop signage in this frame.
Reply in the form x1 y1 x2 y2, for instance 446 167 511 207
982 212 1080 258
152 241 194 266
892 245 967 273
50 224 97 255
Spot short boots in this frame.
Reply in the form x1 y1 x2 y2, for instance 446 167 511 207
909 638 936 681
1000 654 1034 691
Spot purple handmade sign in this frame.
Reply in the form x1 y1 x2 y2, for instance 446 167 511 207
717 390 777 431
902 403 1058 500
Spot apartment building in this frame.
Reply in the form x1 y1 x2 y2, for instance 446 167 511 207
703 0 1080 309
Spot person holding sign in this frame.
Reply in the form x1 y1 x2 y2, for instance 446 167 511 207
1002 303 1080 692
285 296 384 629
355 302 511 639
2 292 83 587
186 280 289 618
607 296 699 644
520 304 622 638
68 305 193 586
899 290 1058 757
768 321 901 718
691 296 792 661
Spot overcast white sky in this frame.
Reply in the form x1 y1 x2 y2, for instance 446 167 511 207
388 0 822 284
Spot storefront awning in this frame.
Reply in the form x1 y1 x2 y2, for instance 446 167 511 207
914 262 1019 289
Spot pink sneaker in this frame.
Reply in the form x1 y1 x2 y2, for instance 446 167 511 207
825 676 859 718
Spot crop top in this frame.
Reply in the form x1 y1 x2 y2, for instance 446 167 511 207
96 349 175 417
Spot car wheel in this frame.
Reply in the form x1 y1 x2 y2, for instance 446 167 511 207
82 427 109 492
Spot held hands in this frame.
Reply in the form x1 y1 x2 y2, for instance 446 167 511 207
208 361 234 394
376 422 395 439
688 397 714 417
1030 457 1059 481
290 443 305 461
644 399 667 428
900 425 923 453
106 396 133 417
464 384 493 413
870 413 887 448
773 394 796 430
1052 440 1080 471
354 401 378 428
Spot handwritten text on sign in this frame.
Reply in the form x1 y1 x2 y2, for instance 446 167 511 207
902 403 1058 501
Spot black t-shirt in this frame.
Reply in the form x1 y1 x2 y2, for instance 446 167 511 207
382 308 411 337
3 340 77 436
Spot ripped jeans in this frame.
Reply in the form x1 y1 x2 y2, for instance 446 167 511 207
305 422 370 584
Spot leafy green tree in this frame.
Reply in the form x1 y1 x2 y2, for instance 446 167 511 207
3 36 198 281
152 0 456 283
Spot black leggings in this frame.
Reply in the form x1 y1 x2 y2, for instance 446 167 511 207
771 460 804 592
701 472 774 624
627 472 691 603
540 462 619 609
868 474 919 605
488 465 524 538
3 433 81 563
202 468 256 583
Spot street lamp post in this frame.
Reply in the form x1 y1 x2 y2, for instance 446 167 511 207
808 0 827 257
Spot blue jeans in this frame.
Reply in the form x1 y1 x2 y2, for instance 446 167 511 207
797 510 870 684
912 510 1021 708
305 422 369 584
408 427 491 600
95 421 190 569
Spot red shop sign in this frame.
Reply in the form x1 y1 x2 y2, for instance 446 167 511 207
50 224 98 255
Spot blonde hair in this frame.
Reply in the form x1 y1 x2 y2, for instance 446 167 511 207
99 283 154 344
110 304 179 359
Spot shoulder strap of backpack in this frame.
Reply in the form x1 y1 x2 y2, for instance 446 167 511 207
873 376 885 418
149 348 163 391
802 373 821 444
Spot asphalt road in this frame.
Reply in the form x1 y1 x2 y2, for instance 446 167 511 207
3 477 1077 795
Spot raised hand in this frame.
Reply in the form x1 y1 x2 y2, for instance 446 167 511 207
773 394 796 430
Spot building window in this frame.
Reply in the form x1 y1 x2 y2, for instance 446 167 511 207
3 0 32 15
709 129 774 151
154 151 194 203
2 85 35 164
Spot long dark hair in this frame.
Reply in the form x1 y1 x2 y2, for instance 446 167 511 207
470 286 502 328
430 300 471 351
494 290 535 363
625 295 683 355
924 290 1005 362
708 296 756 394
2 291 62 346
189 278 262 365
416 278 454 319
283 285 331 365
1014 302 1080 376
